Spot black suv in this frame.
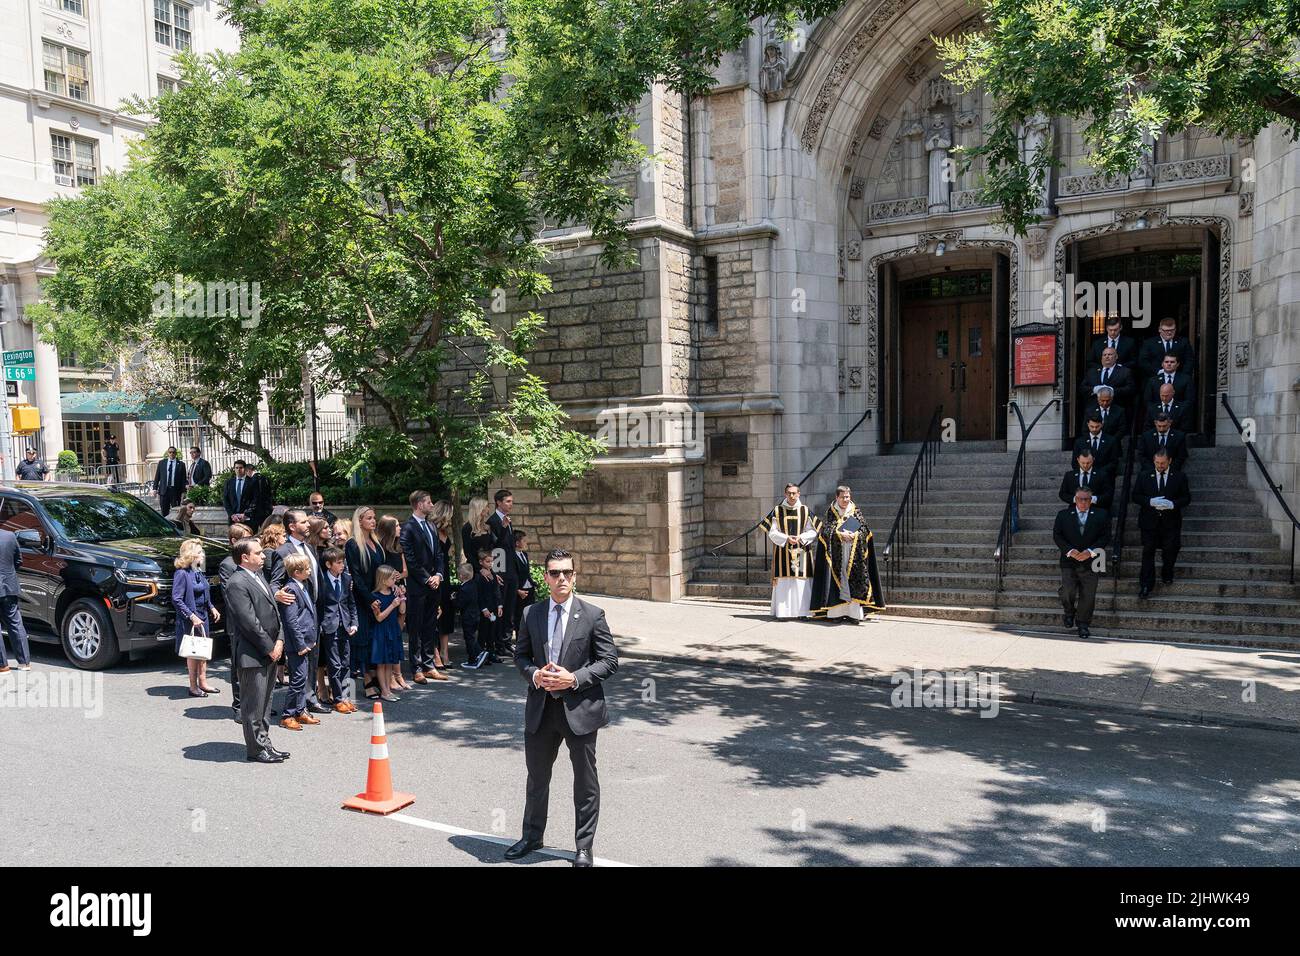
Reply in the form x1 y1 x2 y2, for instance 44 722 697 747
0 482 230 670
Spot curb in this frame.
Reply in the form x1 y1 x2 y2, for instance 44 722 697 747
616 644 1300 736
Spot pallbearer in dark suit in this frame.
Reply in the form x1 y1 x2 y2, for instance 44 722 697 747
757 482 822 619
1133 448 1192 598
1083 387 1129 441
506 549 618 868
0 528 31 671
1052 487 1111 640
1145 382 1192 431
1136 415 1190 471
1072 415 1121 476
224 538 288 763
1088 318 1139 371
1058 450 1114 511
1079 347 1136 407
1139 318 1196 380
1142 353 1195 407
399 490 445 681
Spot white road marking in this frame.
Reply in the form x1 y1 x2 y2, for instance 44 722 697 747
386 812 635 867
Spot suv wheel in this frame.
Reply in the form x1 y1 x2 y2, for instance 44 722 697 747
60 598 122 670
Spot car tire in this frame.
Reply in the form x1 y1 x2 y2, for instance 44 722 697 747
60 598 122 670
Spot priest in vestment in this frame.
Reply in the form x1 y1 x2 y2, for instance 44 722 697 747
757 483 822 618
810 484 886 621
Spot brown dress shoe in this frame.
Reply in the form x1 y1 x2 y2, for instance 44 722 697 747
413 672 428 684
346 701 359 713
280 716 303 731
298 712 321 725
427 669 449 681
334 701 352 714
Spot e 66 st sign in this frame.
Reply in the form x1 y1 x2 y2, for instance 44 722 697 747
3 348 35 381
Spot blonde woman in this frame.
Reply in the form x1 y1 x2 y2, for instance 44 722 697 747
173 538 220 698
331 518 352 548
461 497 493 572
346 506 384 699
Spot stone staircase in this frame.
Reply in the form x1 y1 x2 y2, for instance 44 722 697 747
688 442 1300 650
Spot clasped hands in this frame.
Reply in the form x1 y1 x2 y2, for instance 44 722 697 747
535 661 576 691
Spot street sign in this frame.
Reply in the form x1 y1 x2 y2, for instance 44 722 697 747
4 366 35 381
2 349 34 365
4 381 16 398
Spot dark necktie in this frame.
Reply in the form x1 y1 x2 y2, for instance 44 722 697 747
332 576 341 600
1159 472 1166 491
236 478 243 503
1091 436 1098 450
1081 472 1089 488
1164 340 1170 353
1102 368 1109 383
1160 434 1167 446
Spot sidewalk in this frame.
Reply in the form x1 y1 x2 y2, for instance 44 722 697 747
586 594 1300 733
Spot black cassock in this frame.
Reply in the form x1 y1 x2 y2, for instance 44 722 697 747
809 502 886 620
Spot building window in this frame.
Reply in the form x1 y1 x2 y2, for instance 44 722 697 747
43 42 91 101
154 0 193 51
51 133 97 187
63 422 109 470
61 0 85 15
157 75 178 95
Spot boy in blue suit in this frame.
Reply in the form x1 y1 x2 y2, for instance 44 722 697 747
278 554 319 730
317 547 358 712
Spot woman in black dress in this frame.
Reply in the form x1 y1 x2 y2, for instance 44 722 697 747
345 506 384 700
461 496 493 573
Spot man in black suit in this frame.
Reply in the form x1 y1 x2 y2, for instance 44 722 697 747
153 446 188 517
223 460 257 525
1145 381 1192 431
1052 487 1111 640
187 446 213 487
246 463 274 530
487 489 519 653
1079 347 1136 407
224 538 289 763
512 529 536 635
1083 386 1129 441
1059 449 1114 511
0 528 31 672
1088 318 1140 370
218 524 252 719
1138 318 1196 379
1072 414 1121 476
1133 448 1192 598
1136 414 1190 471
1142 353 1195 407
506 548 618 867
400 490 445 681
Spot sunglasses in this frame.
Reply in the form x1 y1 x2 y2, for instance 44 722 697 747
545 568 576 579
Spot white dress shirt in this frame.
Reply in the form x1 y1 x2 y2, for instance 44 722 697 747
534 595 575 686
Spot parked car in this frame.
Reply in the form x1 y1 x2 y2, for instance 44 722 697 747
0 482 229 670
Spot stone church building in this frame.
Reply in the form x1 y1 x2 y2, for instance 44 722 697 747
488 0 1299 604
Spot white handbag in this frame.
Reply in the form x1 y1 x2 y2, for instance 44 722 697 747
179 622 213 661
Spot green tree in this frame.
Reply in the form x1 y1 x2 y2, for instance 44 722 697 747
37 0 835 490
938 0 1300 234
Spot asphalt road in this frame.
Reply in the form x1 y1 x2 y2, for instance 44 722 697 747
4 640 1299 867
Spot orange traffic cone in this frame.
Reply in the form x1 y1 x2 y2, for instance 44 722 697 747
342 703 415 815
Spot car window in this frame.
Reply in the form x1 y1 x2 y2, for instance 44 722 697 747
0 497 47 542
39 494 180 543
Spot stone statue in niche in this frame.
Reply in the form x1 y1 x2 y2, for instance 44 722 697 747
760 43 787 97
925 112 953 213
1022 111 1053 215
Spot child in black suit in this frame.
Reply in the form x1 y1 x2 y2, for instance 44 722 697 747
457 561 488 669
278 554 319 729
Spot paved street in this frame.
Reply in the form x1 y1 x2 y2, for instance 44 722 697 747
5 634 1300 867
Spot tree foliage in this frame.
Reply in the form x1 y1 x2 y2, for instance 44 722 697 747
939 0 1300 234
37 0 835 493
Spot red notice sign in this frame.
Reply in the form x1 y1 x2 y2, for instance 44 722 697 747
1014 333 1056 387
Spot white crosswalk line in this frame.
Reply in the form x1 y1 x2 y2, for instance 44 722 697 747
386 812 635 867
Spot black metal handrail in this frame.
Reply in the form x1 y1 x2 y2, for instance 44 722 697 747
993 398 1060 592
1221 394 1299 584
882 405 944 594
707 408 873 586
1109 406 1143 586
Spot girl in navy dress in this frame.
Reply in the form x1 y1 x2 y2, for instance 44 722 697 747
368 565 405 702
173 538 221 698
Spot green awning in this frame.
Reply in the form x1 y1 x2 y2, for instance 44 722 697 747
60 391 199 422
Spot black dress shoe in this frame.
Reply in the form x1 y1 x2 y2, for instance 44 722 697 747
572 849 593 868
1062 614 1075 628
1138 587 1151 599
268 747 291 759
248 750 284 764
504 838 543 860
1078 625 1090 640
307 703 332 714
